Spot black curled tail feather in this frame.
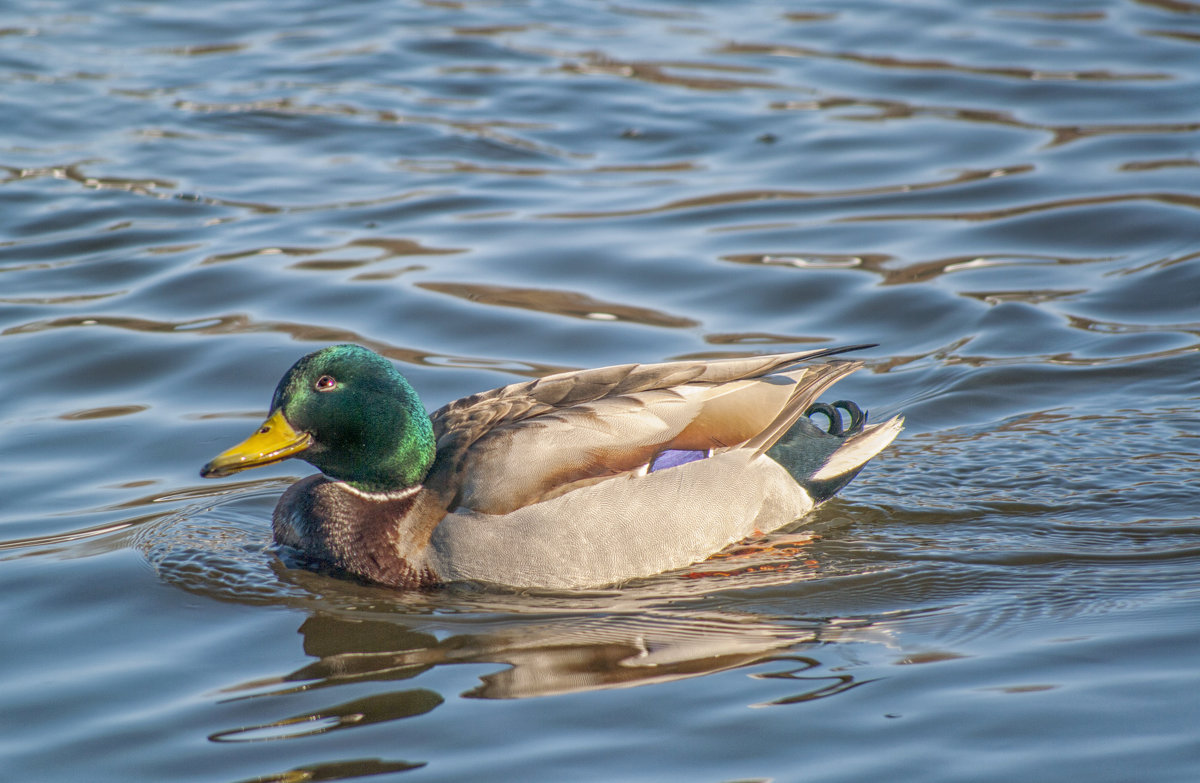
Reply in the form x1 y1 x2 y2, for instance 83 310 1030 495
803 400 866 437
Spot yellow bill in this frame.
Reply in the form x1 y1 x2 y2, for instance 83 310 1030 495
201 409 313 478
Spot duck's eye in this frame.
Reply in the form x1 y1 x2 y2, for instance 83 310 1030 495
315 375 337 392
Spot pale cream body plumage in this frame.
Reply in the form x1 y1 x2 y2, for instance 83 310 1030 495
427 451 812 589
421 352 902 588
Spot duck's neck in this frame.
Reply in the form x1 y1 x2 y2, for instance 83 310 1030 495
273 476 446 588
323 408 436 495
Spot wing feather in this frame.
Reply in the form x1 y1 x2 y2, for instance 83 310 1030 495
425 346 872 513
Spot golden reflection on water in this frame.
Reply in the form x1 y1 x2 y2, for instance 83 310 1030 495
542 166 1033 220
1133 0 1200 15
0 313 565 375
719 41 1167 82
562 54 781 91
204 236 464 266
838 191 1200 223
393 158 701 176
722 251 1116 287
417 281 699 327
769 95 1200 148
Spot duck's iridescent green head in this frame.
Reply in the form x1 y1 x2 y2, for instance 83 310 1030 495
201 345 435 492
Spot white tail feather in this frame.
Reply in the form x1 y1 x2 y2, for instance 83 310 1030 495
812 415 904 481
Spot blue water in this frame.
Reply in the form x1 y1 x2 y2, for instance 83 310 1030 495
3 1 1200 781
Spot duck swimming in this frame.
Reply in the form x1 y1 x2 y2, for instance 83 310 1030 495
201 344 902 590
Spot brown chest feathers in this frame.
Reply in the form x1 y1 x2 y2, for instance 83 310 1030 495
272 475 445 588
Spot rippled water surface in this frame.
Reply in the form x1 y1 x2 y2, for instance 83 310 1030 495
3 1 1200 780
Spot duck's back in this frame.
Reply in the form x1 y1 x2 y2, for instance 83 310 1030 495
426 349 866 516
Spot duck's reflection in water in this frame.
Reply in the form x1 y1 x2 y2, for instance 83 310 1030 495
211 607 894 746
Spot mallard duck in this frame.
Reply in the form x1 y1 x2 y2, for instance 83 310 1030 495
201 344 902 590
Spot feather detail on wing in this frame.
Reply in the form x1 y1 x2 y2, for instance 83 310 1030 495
425 347 873 514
